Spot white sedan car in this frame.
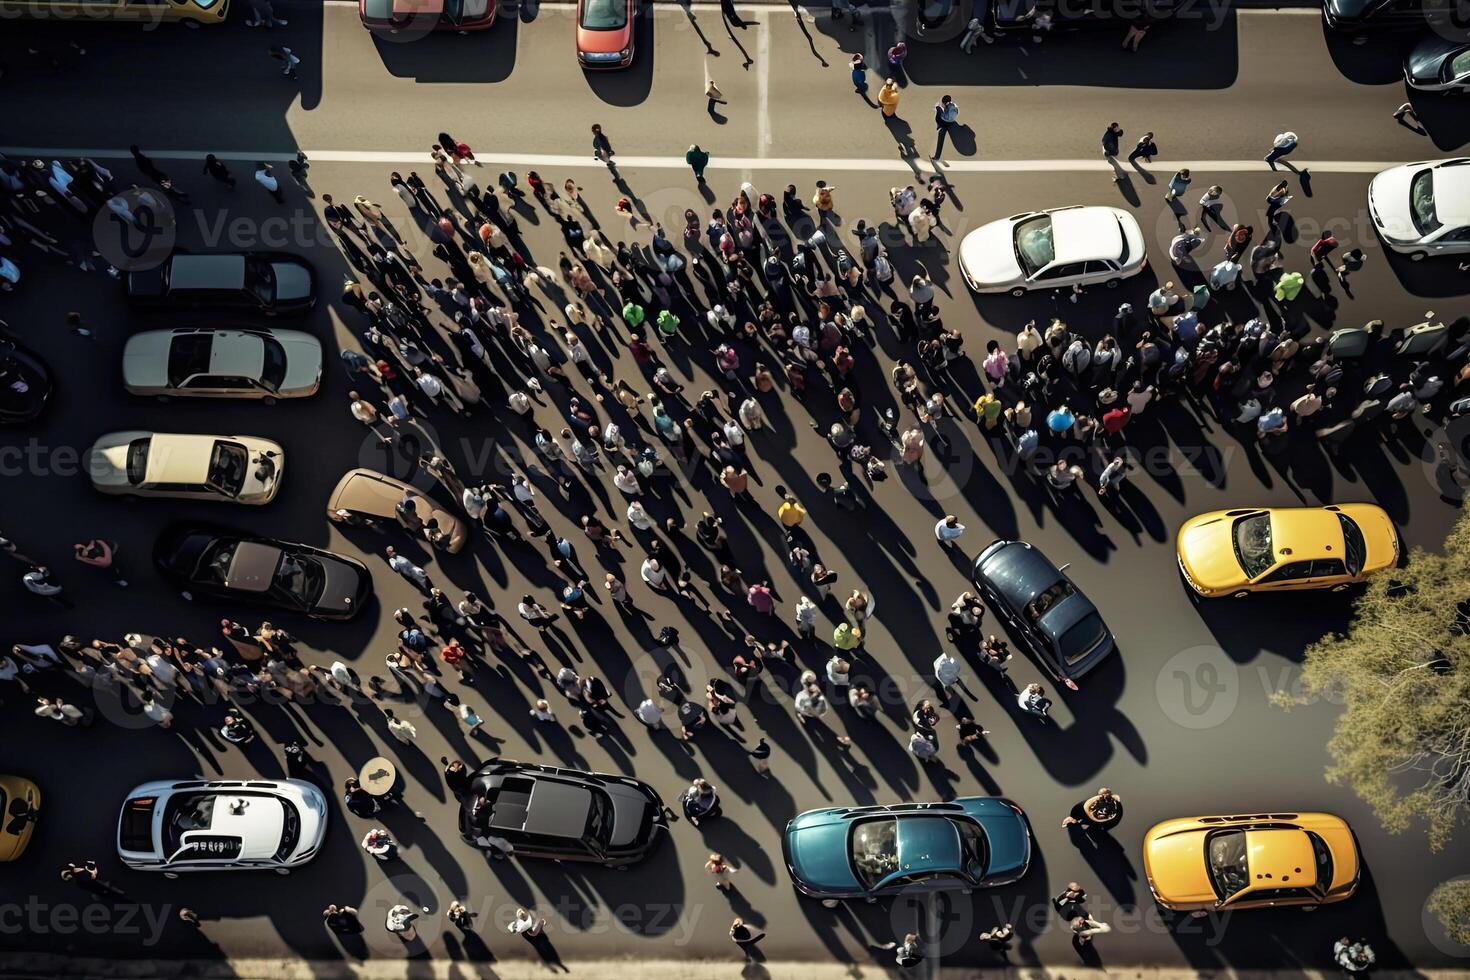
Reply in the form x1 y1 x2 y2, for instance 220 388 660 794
117 779 327 874
87 431 284 504
1369 158 1470 260
959 205 1147 297
122 327 322 402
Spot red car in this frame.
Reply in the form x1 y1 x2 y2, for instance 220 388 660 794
359 0 496 33
576 0 635 68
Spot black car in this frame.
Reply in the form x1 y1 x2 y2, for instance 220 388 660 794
971 539 1115 686
0 333 53 424
459 761 668 868
987 0 1183 34
126 251 317 317
153 522 371 620
1322 0 1457 33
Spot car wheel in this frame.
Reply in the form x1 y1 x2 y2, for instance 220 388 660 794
1009 286 1026 298
1105 278 1121 289
1232 590 1250 599
262 396 278 407
1409 250 1428 262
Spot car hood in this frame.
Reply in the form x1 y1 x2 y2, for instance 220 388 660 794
278 334 323 393
270 261 313 302
786 822 862 892
1144 827 1216 906
604 782 653 848
314 555 367 615
960 220 1025 287
1369 164 1421 243
1177 513 1248 592
975 540 1058 609
122 332 174 389
87 431 151 487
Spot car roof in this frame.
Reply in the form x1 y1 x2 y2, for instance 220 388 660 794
1240 827 1317 890
1267 508 1348 565
489 775 593 839
171 255 247 291
173 791 285 861
894 816 962 875
143 434 221 485
1049 207 1125 264
980 541 1061 608
225 540 281 593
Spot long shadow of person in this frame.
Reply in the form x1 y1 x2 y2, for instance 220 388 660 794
527 930 568 972
788 0 828 65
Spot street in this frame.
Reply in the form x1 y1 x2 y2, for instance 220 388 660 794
1 1 1469 973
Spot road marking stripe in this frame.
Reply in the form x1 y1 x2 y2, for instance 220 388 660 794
756 9 771 153
2 148 1402 175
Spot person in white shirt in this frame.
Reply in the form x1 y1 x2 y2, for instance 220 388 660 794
635 698 663 728
935 515 966 546
529 699 556 723
384 709 418 743
385 547 430 589
826 656 851 688
1125 381 1155 415
934 650 963 696
254 162 283 203
507 908 545 937
721 418 745 447
627 500 654 530
140 690 173 728
794 596 819 639
35 697 84 725
641 558 669 590
614 465 642 496
909 730 939 761
462 487 488 520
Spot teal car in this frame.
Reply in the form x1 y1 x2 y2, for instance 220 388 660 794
783 798 1032 902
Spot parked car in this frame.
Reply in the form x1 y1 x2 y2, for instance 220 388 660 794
1368 158 1470 260
1144 811 1360 913
0 332 53 424
1177 505 1398 599
1405 34 1470 91
326 467 468 553
153 522 371 619
0 775 41 862
959 205 1146 296
126 251 316 316
117 779 327 874
122 327 322 403
784 798 1032 902
1323 0 1444 34
359 0 497 33
459 761 668 867
987 0 1182 34
577 0 636 68
971 539 1115 685
88 432 284 504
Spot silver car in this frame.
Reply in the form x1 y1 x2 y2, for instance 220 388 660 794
122 327 322 403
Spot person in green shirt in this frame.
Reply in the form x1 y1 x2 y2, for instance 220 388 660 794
685 144 710 184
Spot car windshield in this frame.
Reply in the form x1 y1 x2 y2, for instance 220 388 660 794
581 0 626 29
260 337 287 391
126 437 151 485
1233 512 1275 578
273 800 300 863
1058 612 1106 664
275 553 324 606
205 540 239 583
850 819 899 890
1026 580 1074 622
1207 829 1250 900
1410 169 1442 237
584 790 613 846
955 818 989 875
206 441 250 497
161 793 215 854
1450 49 1470 82
247 259 275 302
1014 215 1055 276
167 333 214 387
1337 514 1366 577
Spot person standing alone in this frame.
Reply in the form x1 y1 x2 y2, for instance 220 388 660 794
933 95 959 160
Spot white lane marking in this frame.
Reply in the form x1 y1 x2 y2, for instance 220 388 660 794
3 148 1404 175
756 8 771 152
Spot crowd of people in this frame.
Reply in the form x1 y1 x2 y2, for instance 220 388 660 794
4 98 1453 967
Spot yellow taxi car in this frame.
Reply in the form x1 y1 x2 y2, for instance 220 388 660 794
0 775 41 862
1143 811 1360 914
1176 504 1398 599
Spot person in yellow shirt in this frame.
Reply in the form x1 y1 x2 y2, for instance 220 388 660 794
833 622 862 650
877 78 900 117
777 494 807 528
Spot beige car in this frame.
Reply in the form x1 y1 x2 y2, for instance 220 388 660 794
88 431 284 504
326 468 467 554
122 327 322 403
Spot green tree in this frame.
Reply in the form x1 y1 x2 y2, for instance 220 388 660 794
1275 510 1470 851
1428 880 1470 947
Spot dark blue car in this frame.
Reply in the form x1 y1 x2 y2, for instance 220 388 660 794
783 798 1032 902
972 539 1115 686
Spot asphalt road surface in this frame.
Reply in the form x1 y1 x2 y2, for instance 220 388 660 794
2 2 1469 973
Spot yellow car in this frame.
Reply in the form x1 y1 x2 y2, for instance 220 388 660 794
1143 812 1360 913
1176 504 1398 598
0 775 41 861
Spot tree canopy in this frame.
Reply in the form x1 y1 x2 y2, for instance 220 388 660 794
1275 509 1470 851
1428 880 1470 947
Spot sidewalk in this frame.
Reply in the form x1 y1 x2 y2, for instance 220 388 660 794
3 959 1469 980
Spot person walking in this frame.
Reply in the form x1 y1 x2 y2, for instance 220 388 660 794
73 538 126 587
385 546 430 590
729 917 766 959
245 0 287 26
933 95 959 159
22 566 69 607
1071 914 1112 946
1265 130 1300 170
720 0 750 28
591 123 614 163
386 905 420 942
1101 122 1123 159
384 709 418 745
1334 937 1376 974
1126 131 1157 166
748 736 771 775
202 154 236 188
850 53 869 97
935 515 966 548
705 852 738 890
686 144 711 184
508 908 546 938
254 162 283 203
269 44 301 80
877 77 900 117
877 933 924 968
1062 787 1124 833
